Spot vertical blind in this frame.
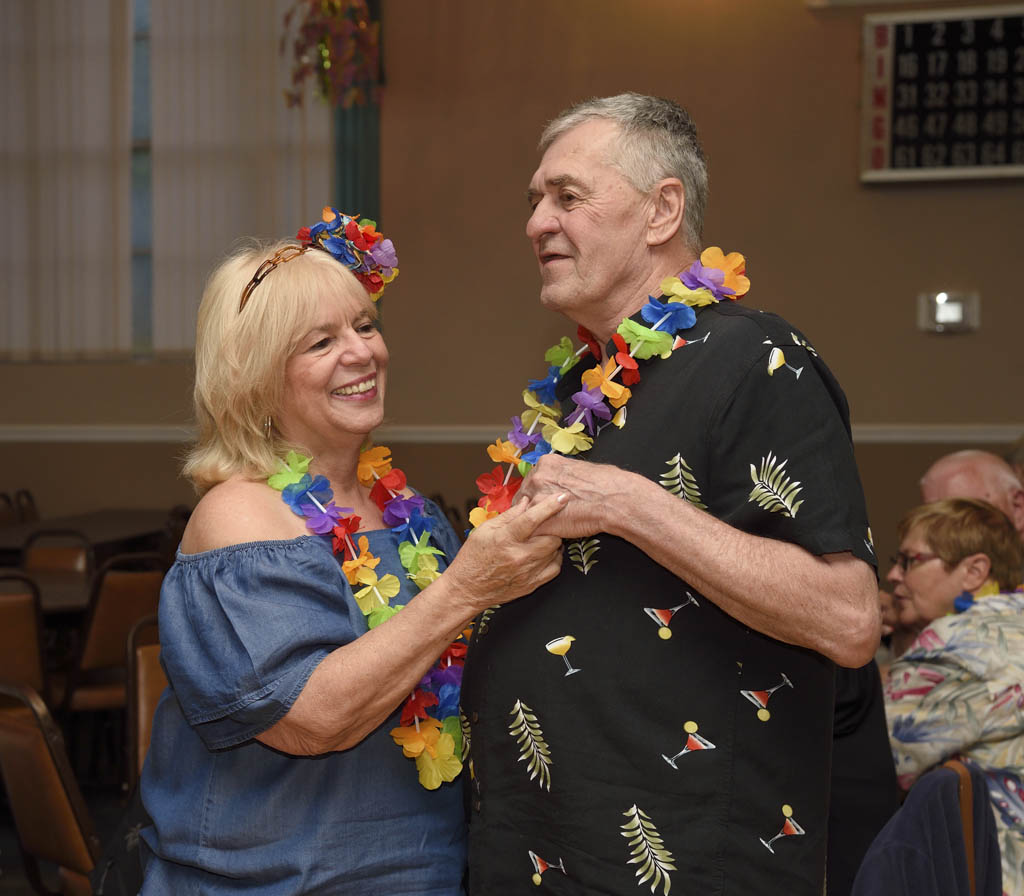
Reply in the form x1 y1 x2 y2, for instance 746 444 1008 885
0 0 331 359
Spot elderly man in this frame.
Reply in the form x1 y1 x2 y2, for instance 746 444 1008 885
461 94 879 895
920 449 1024 540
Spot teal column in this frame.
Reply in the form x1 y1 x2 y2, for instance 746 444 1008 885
333 101 380 221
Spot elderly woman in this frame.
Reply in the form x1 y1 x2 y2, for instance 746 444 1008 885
139 210 567 893
885 498 1024 893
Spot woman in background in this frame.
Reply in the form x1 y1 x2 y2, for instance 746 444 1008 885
885 498 1024 893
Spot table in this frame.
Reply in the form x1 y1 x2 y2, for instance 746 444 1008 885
0 508 172 568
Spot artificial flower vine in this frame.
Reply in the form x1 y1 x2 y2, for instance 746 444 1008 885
268 447 468 790
470 248 750 527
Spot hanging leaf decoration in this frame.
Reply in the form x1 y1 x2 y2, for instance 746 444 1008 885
509 699 553 791
281 0 381 109
568 537 601 575
659 454 707 509
621 804 677 894
748 452 804 518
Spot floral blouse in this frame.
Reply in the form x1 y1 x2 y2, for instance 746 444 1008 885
886 591 1024 895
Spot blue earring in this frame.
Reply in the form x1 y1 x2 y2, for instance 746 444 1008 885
953 590 975 613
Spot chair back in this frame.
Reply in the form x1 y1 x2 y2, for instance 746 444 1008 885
0 491 17 527
13 488 38 523
0 573 47 700
0 683 100 887
126 614 165 790
79 552 164 673
21 527 93 574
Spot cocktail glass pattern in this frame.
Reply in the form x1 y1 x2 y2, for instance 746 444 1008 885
545 636 581 676
760 804 805 853
740 672 793 721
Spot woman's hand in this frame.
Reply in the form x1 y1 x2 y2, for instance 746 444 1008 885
443 492 568 613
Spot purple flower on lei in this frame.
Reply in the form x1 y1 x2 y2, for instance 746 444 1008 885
382 494 427 529
302 501 352 535
422 662 462 692
527 365 561 405
508 415 543 451
570 385 612 435
641 296 696 334
367 239 398 272
680 259 735 301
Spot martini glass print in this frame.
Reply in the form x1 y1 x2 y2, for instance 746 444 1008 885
740 673 792 721
760 804 805 853
767 347 802 379
662 720 716 769
529 850 566 886
643 592 698 639
546 636 581 676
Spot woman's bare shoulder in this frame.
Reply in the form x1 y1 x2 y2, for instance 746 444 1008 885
180 478 307 553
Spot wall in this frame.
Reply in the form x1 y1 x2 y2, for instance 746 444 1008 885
2 0 1021 574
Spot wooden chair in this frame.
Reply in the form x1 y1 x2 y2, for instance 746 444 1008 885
0 682 100 895
63 552 165 715
0 573 49 706
21 528 94 575
126 614 165 792
13 488 39 523
62 552 165 788
0 491 17 527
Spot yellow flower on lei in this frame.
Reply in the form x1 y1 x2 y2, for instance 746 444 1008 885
659 275 716 308
341 535 380 585
352 568 401 614
407 553 441 589
581 359 633 409
416 732 462 789
542 419 593 455
520 391 561 431
469 506 499 528
700 246 750 298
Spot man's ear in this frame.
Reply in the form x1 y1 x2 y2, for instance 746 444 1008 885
960 552 993 592
646 178 685 247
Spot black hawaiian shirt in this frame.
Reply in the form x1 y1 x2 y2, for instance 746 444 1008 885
461 299 877 896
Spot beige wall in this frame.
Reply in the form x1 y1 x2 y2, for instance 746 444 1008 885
3 0 1021 572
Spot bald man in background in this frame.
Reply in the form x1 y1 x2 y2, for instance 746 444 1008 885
920 449 1024 540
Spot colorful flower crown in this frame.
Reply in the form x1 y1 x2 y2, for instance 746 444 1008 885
297 207 399 299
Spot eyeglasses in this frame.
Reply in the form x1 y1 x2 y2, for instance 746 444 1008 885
889 551 941 573
238 245 308 312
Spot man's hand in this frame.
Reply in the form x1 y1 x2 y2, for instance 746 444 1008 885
518 454 629 539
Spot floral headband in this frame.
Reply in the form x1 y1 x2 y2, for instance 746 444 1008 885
238 207 400 312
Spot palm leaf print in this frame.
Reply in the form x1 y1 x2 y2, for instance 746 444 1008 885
477 606 497 635
509 700 553 791
748 452 804 518
621 804 677 894
568 537 601 574
659 453 707 509
460 711 471 761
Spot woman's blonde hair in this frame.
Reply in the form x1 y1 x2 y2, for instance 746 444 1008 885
898 498 1024 591
182 240 377 495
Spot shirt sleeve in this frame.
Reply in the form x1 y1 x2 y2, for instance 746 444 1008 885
884 621 983 789
703 317 876 567
158 539 357 750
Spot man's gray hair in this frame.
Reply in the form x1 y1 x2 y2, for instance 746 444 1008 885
539 93 708 251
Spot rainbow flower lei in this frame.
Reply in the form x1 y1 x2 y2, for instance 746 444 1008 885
268 447 468 790
296 207 399 299
471 248 750 526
